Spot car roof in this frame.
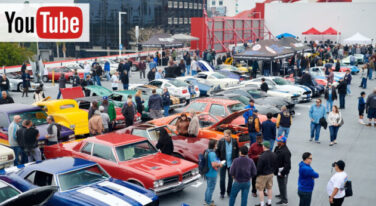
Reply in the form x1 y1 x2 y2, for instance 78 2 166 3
86 133 147 147
22 157 97 175
192 97 240 105
0 104 40 114
113 90 137 95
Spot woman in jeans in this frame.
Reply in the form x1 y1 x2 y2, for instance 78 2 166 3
328 105 342 146
204 139 223 206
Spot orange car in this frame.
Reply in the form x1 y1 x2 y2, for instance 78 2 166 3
149 110 251 147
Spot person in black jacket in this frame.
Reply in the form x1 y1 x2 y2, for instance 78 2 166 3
324 84 337 112
56 73 66 99
256 141 277 206
0 91 14 104
216 130 239 198
121 97 135 127
337 79 347 109
81 75 94 97
162 88 170 117
178 59 186 76
147 68 156 82
71 71 81 87
94 64 103 86
120 70 129 90
0 74 10 94
22 70 31 97
274 136 291 205
260 78 269 93
156 128 174 155
117 60 124 74
135 90 144 115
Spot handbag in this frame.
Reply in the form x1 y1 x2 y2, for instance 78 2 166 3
344 180 353 197
338 113 344 127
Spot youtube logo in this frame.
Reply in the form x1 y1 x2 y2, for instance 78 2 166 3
0 4 89 42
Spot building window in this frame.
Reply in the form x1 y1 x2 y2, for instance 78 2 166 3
189 18 191 24
174 18 178 24
198 3 202 9
184 2 188 8
194 3 197 9
189 3 193 9
179 18 183 24
179 1 183 8
168 17 172 25
212 0 216 6
174 1 178 8
219 0 223 6
184 18 188 24
168 1 173 8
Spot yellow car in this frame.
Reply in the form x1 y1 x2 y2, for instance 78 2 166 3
34 99 89 136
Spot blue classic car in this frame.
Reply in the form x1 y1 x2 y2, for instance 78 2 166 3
0 157 159 206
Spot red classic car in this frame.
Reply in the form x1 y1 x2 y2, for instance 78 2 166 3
44 133 200 196
121 124 210 163
43 66 84 83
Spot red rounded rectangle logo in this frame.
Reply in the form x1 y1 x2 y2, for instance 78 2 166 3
36 6 83 39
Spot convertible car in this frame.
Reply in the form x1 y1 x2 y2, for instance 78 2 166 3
0 157 159 205
44 134 200 196
0 104 75 146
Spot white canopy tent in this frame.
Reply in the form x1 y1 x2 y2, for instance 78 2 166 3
343 32 372 44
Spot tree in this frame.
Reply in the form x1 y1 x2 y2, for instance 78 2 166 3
0 43 34 66
127 27 164 44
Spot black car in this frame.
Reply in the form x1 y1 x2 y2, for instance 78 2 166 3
294 75 324 97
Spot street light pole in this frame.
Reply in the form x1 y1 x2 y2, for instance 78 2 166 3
119 11 127 57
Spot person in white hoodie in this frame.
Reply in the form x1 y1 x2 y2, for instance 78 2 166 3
327 105 342 146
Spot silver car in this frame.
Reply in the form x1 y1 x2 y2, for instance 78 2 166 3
6 73 40 92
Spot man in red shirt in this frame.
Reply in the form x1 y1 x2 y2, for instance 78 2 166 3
248 133 264 197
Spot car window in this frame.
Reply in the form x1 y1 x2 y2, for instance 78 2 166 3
116 140 157 162
149 81 162 87
0 182 20 202
131 129 149 139
169 79 189 87
9 111 47 127
92 144 116 162
229 96 249 105
169 117 179 125
25 171 54 187
211 72 226 79
227 103 245 113
273 78 290 85
109 93 123 102
185 102 207 112
0 113 9 129
196 74 207 79
60 104 75 110
197 114 218 127
81 142 93 155
209 104 226 117
247 90 261 98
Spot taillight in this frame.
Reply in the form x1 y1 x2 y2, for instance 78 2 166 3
240 78 244 81
182 89 188 94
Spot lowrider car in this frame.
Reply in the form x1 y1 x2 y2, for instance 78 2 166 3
34 99 89 136
6 72 40 92
149 110 251 147
44 134 200 196
0 104 75 146
0 145 14 169
0 157 159 205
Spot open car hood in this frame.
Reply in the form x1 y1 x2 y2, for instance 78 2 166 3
61 87 85 99
0 186 58 206
209 109 248 129
85 85 113 97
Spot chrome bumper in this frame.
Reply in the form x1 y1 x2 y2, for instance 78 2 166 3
154 174 201 196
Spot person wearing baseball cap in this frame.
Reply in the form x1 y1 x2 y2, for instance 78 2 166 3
327 160 347 206
255 141 277 206
274 136 291 205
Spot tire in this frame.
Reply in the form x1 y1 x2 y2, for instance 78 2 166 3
17 83 24 92
42 76 49 83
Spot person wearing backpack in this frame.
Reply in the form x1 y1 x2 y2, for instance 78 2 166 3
327 160 347 206
45 116 59 145
204 139 223 206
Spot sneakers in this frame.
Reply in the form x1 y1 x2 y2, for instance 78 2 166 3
334 140 337 144
220 194 224 199
359 119 365 124
309 138 313 142
255 204 271 206
329 142 334 146
276 200 288 205
366 123 372 127
275 194 282 198
315 140 321 144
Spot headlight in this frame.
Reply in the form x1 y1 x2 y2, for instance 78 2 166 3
191 168 199 175
153 180 164 188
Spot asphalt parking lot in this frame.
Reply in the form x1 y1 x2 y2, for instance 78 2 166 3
8 69 376 206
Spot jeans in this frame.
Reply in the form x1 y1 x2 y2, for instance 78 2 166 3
94 75 102 86
264 69 270 76
277 175 288 203
205 176 217 204
84 72 90 79
369 69 373 80
105 71 111 81
346 84 351 95
163 105 170 117
57 90 61 99
326 100 334 112
26 147 42 162
192 70 198 76
249 132 257 145
310 122 321 141
329 126 339 142
278 127 290 138
123 84 128 90
220 166 233 196
186 65 191 75
229 181 250 206
330 197 344 206
298 190 312 206
11 146 26 165
339 93 346 109
361 77 367 88
265 139 275 150
140 70 146 79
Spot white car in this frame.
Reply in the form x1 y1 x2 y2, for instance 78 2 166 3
148 78 200 100
260 77 312 102
341 54 364 65
195 72 239 89
241 80 300 104
0 145 14 169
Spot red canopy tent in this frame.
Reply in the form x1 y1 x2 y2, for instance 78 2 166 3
302 27 322 35
321 27 340 35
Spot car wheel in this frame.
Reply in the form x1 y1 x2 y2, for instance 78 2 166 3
18 83 24 92
172 153 184 159
42 76 49 83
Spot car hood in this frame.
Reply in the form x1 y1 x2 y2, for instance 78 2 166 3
1 186 57 206
67 179 156 206
85 85 113 97
277 85 304 93
209 109 247 129
61 87 85 99
119 153 195 179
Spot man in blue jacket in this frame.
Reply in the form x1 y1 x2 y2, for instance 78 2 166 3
261 113 276 150
309 98 326 143
298 152 319 206
104 60 111 81
243 99 256 124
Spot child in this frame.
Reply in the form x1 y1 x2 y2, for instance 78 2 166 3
358 91 366 124
359 64 368 89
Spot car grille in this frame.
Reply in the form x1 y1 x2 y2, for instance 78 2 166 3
182 171 193 180
238 134 250 142
303 91 311 95
163 175 179 185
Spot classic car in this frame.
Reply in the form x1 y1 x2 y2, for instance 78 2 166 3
241 80 300 104
176 77 221 97
195 72 239 89
121 124 210 163
0 145 14 169
309 67 345 86
341 54 364 65
148 110 251 148
0 104 75 146
215 64 250 75
0 180 57 205
43 66 84 83
339 64 360 74
285 74 324 97
216 70 251 81
0 157 159 205
44 134 200 196
148 78 200 100
6 72 40 92
134 85 187 108
247 77 311 102
34 99 89 136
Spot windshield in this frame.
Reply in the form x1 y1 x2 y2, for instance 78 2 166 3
9 110 48 127
230 96 249 105
310 68 324 76
146 126 177 141
169 79 189 87
212 72 226 79
58 165 109 191
227 103 245 113
247 89 266 98
116 140 157 161
273 77 291 85
0 181 20 202
197 114 219 127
